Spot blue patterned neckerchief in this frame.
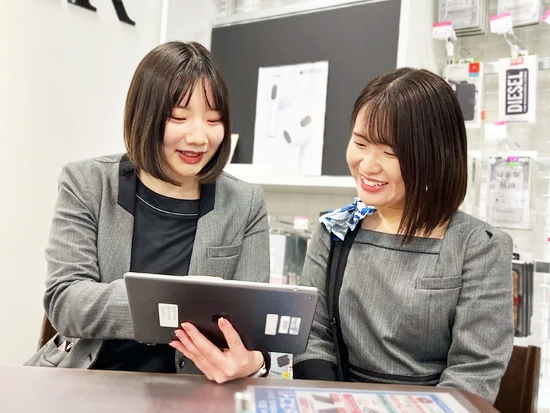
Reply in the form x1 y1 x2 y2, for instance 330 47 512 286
320 198 377 241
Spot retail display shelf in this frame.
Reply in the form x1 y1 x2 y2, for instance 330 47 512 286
224 164 357 194
485 56 550 74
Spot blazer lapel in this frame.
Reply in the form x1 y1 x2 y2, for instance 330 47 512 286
189 182 219 275
98 155 135 283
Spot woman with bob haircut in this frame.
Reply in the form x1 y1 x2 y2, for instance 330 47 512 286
293 68 513 403
26 41 271 382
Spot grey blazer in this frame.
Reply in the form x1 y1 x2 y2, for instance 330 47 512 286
26 154 270 371
294 210 514 403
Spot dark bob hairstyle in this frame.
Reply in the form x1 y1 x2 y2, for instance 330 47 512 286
124 41 231 184
352 67 468 240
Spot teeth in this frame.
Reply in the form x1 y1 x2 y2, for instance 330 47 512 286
360 176 387 187
181 151 200 157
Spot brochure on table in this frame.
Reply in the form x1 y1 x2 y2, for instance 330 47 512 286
247 386 475 413
253 61 329 176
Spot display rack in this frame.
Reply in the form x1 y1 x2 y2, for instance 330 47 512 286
484 55 550 74
224 164 357 194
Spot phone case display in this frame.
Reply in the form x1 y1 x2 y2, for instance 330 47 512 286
498 0 542 27
438 0 488 36
512 260 534 337
498 55 538 124
487 156 534 230
253 61 329 176
443 62 484 128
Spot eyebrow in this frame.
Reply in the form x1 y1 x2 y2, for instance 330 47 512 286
352 131 367 140
174 105 220 111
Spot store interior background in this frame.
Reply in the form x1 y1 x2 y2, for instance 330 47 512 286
0 0 548 407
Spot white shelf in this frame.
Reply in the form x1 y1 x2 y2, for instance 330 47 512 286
224 164 357 194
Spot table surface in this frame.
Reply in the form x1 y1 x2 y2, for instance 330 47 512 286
0 365 500 413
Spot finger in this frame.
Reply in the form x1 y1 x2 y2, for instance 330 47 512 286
181 322 226 363
217 318 247 356
170 337 217 381
176 326 227 378
168 339 188 355
174 328 202 359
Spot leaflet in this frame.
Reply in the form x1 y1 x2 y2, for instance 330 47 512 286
247 386 473 413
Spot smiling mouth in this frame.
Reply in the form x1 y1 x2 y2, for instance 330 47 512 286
360 175 388 187
178 150 204 157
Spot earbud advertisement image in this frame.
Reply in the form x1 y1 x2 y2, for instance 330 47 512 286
253 61 329 176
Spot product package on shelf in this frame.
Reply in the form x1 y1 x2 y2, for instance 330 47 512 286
512 260 534 337
462 153 481 215
498 0 542 27
443 62 484 128
269 231 308 286
267 230 308 379
438 0 488 36
268 352 293 379
498 55 538 124
486 156 534 230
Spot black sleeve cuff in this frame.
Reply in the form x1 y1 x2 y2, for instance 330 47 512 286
293 359 338 381
261 351 271 377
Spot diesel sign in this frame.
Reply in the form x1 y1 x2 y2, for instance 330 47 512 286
505 69 529 115
499 55 538 124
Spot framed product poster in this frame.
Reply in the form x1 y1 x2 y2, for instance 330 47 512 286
253 61 329 176
498 55 538 123
486 156 534 230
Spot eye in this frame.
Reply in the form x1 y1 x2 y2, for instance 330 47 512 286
171 116 186 122
207 118 222 124
354 140 366 148
384 151 397 157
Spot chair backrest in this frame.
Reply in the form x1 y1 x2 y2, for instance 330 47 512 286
494 345 541 413
37 315 57 350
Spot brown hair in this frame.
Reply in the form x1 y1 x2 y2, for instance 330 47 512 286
124 41 231 184
351 67 467 241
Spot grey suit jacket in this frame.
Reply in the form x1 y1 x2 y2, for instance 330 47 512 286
294 210 514 403
26 154 270 370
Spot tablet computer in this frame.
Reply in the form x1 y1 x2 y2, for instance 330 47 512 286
124 272 318 354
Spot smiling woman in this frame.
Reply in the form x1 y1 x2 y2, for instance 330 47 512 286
293 68 514 404
26 42 271 383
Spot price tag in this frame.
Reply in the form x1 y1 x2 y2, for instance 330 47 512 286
543 8 550 25
490 12 513 34
432 22 455 40
484 121 508 141
506 156 519 167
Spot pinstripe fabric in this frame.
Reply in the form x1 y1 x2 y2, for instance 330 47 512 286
25 154 270 371
295 211 514 403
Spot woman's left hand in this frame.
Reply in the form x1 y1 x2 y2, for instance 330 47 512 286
169 317 264 383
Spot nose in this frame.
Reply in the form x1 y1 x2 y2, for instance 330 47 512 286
359 150 382 175
185 119 208 149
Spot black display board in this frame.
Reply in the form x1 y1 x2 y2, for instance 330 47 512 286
212 0 401 175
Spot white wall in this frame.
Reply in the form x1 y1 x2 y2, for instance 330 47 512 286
0 0 162 364
163 0 220 48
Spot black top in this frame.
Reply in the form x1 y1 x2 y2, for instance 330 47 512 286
93 179 200 372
